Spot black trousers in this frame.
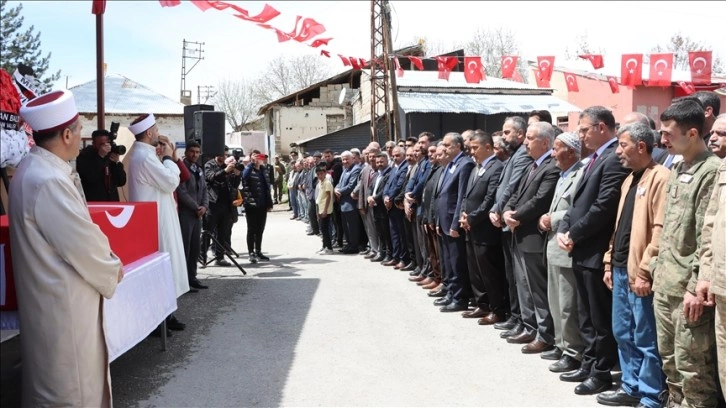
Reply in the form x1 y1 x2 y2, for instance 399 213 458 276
388 207 409 263
374 212 391 257
466 239 507 317
179 210 201 282
423 225 441 281
402 215 416 266
341 210 361 250
573 264 618 380
203 201 235 260
502 231 520 320
244 206 268 254
319 214 332 249
333 202 344 246
273 179 283 202
308 199 320 234
440 233 470 305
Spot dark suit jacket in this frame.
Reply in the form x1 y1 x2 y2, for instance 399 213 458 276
371 166 392 218
504 155 560 252
383 162 409 201
490 145 533 215
422 165 442 225
177 159 209 215
558 141 629 269
462 157 504 245
435 152 475 235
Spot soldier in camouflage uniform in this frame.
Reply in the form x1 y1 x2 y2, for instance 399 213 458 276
653 100 721 407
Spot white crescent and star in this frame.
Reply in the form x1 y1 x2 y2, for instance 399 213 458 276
468 60 478 73
97 205 137 229
692 56 708 74
654 59 668 76
502 56 513 67
539 59 551 70
566 74 576 85
625 58 639 74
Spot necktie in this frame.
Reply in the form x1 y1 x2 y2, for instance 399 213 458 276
585 153 599 176
525 162 538 185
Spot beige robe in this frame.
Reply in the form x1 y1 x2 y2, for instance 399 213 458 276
9 146 121 407
126 141 190 297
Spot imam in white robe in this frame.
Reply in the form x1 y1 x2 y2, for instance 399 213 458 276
127 141 190 297
9 146 121 407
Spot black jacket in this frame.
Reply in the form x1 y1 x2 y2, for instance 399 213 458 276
242 163 272 210
76 145 126 202
462 158 504 245
204 158 241 205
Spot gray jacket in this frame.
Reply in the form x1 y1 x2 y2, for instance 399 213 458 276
546 162 583 268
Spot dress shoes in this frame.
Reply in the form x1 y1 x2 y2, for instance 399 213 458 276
478 313 503 325
596 387 641 406
372 254 386 262
408 269 420 276
462 307 489 319
189 280 209 290
364 252 377 259
549 355 581 373
506 331 536 344
383 259 399 267
521 340 554 354
440 303 468 312
421 281 439 290
500 323 524 339
359 249 371 256
400 262 416 271
255 252 270 261
494 316 518 331
408 275 426 282
559 368 590 383
167 316 186 331
428 288 447 298
433 297 451 306
417 277 434 286
393 262 406 269
575 377 613 395
339 248 358 254
540 348 562 361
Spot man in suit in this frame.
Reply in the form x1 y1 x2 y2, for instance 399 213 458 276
176 141 209 290
489 116 535 337
356 146 382 259
406 133 433 279
383 147 409 267
459 130 506 323
335 151 362 254
435 132 476 312
557 106 629 395
418 144 443 290
395 145 420 270
502 122 560 354
539 132 585 371
368 152 393 263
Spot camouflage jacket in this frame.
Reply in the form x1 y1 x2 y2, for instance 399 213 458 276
698 159 726 296
653 151 721 297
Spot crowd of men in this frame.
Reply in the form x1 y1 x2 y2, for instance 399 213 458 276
284 92 726 408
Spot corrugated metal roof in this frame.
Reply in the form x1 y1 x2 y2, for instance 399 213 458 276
397 92 582 115
70 73 185 115
394 70 541 91
297 121 372 154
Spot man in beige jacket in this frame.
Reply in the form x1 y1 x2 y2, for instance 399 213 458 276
10 90 124 407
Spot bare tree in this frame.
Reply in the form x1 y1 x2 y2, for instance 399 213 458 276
252 54 332 105
465 27 526 80
651 32 723 73
213 77 258 131
564 32 606 60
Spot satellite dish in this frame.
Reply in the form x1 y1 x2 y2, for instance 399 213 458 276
338 88 347 105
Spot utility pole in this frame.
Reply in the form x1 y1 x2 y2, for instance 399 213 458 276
197 85 216 104
180 39 204 105
369 0 399 143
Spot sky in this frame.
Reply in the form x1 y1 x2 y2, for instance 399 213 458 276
11 0 726 104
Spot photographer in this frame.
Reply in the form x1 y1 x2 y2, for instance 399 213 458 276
241 150 273 263
76 128 126 201
202 148 241 267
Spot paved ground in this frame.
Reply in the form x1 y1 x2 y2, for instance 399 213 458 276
2 205 608 407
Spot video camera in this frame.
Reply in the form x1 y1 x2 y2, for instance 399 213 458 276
108 122 127 155
232 148 246 171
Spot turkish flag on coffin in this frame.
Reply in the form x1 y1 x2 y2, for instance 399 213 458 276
501 56 518 79
648 53 673 87
621 54 643 87
688 51 712 84
564 72 579 92
537 56 555 82
464 57 485 83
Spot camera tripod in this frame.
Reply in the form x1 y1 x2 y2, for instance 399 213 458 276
198 229 247 275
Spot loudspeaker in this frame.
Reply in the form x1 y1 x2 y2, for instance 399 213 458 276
183 104 214 141
194 111 226 157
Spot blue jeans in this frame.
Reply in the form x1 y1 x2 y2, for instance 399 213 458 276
612 267 664 408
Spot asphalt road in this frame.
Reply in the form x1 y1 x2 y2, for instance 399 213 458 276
1 205 606 407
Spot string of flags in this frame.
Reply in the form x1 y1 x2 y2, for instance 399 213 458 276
91 1 718 97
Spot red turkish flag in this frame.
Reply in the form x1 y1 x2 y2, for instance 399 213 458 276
564 72 579 92
310 38 332 48
579 54 604 69
350 58 361 70
621 54 643 88
511 70 524 83
408 56 424 71
92 0 106 14
501 56 518 79
648 53 673 87
607 76 620 94
463 57 485 83
688 51 712 84
294 18 326 42
320 50 330 58
537 56 555 82
394 57 404 78
158 0 181 7
338 55 351 67
435 56 458 80
678 81 696 95
359 58 368 68
190 0 214 11
243 3 280 23
534 70 550 88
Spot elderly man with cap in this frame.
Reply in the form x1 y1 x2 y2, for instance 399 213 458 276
10 89 124 406
127 113 190 332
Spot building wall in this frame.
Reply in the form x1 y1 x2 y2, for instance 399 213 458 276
226 131 267 155
273 106 345 156
563 74 635 129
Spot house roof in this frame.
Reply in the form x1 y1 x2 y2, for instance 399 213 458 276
70 73 185 115
295 120 371 146
394 70 544 92
397 92 582 115
527 57 726 84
